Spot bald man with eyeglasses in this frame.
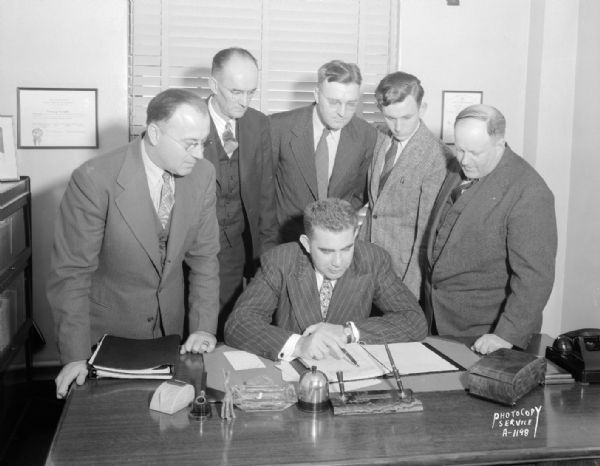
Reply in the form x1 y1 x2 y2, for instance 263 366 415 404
204 47 278 340
47 89 220 398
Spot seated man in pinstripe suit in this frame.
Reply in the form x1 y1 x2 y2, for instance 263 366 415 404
225 198 427 361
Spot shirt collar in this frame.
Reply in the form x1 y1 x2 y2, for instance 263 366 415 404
208 96 235 136
141 138 165 186
315 269 337 289
394 120 421 147
312 107 341 147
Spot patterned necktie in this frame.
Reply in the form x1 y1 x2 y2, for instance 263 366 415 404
378 138 399 196
157 171 174 228
222 121 238 155
315 128 330 200
450 178 478 203
319 278 333 320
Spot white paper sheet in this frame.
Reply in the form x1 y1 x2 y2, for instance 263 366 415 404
224 350 266 370
364 342 459 375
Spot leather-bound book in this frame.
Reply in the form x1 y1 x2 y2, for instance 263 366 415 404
468 348 546 406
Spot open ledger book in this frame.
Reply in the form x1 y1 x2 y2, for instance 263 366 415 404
88 334 179 379
299 342 462 382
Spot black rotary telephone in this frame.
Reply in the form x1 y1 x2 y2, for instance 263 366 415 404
545 328 600 383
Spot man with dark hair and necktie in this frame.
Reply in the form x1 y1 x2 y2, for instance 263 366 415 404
360 71 452 303
424 104 557 354
203 47 278 339
270 60 377 244
48 89 220 398
225 198 426 361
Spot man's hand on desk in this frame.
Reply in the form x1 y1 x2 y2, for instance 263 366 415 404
55 360 88 399
180 330 216 354
292 323 346 360
471 334 512 354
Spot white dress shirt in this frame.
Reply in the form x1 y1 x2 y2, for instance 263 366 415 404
141 140 175 214
208 96 236 158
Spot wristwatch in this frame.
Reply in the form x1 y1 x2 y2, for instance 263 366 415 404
344 322 359 344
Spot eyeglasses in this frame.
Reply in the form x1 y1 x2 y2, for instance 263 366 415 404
320 93 359 112
160 129 211 154
217 82 257 101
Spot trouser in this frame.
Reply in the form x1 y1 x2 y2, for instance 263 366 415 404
216 234 247 341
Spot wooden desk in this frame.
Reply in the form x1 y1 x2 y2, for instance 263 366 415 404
46 338 600 466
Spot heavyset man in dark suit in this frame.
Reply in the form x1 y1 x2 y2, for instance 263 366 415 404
270 60 377 243
425 104 557 354
204 47 278 339
47 89 220 398
225 198 427 361
360 72 451 301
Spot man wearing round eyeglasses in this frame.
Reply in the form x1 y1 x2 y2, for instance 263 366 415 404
48 89 220 398
204 47 278 340
270 60 377 243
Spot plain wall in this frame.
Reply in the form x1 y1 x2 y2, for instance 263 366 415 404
398 0 530 154
562 0 600 329
0 0 129 364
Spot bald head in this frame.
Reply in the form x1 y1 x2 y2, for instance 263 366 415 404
455 104 506 139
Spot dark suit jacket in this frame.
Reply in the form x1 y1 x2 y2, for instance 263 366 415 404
224 240 427 360
47 139 220 364
270 104 377 242
204 104 278 261
360 122 451 298
424 146 557 348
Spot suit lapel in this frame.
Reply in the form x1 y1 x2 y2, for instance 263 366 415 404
369 132 391 203
290 106 319 201
287 249 322 328
163 174 196 276
236 114 254 192
115 140 162 275
205 118 222 188
430 151 513 264
325 258 369 323
329 118 361 196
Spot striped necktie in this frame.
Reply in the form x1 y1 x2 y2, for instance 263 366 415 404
157 171 174 228
378 138 399 195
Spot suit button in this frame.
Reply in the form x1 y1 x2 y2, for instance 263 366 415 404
373 214 378 219
147 317 154 322
433 284 438 290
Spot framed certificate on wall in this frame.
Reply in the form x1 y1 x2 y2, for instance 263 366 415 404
17 87 98 149
441 90 483 144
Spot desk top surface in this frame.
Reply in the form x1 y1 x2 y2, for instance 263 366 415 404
46 336 600 466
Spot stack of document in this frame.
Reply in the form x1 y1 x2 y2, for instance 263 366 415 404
88 334 179 379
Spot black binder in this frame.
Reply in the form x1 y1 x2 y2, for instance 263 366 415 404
88 334 180 379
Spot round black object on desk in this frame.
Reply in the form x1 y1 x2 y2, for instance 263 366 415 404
189 391 212 420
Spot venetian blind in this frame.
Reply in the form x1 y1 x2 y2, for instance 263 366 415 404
129 0 398 138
